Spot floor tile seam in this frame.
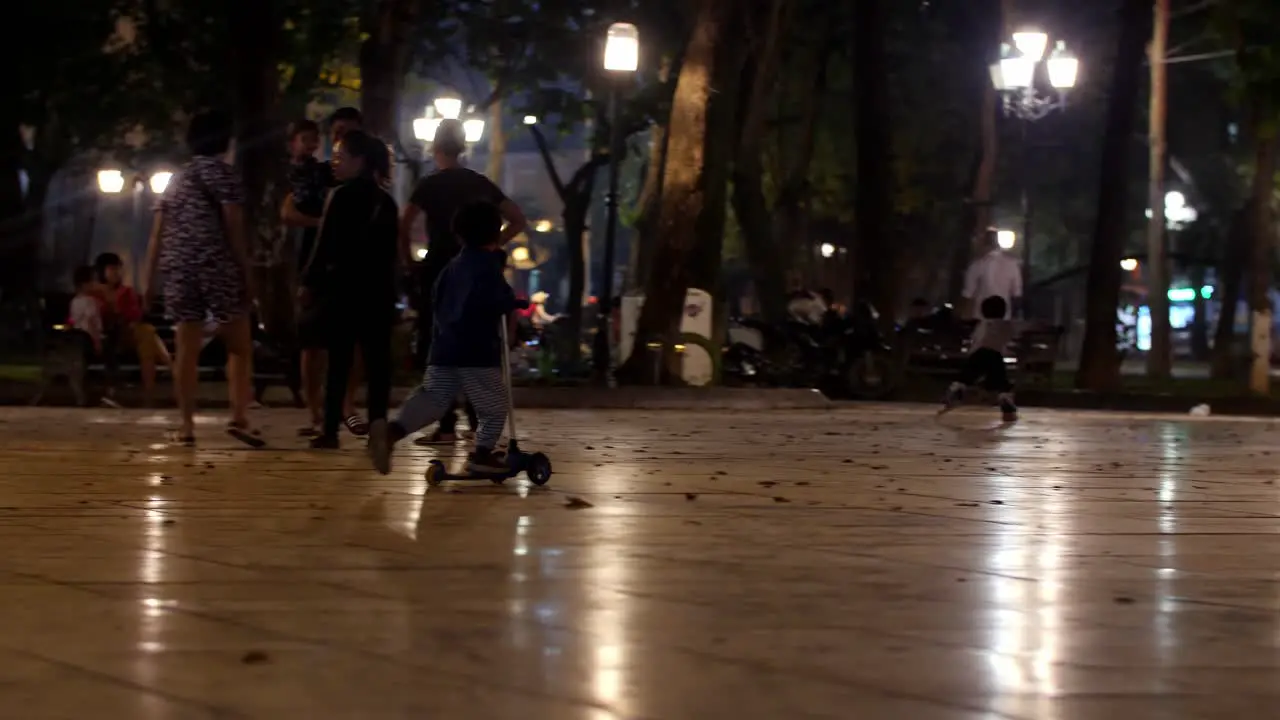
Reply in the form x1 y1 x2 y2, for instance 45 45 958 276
102 600 627 715
0 643 246 718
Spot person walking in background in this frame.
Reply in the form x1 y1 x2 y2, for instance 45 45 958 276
370 202 522 475
400 118 527 445
141 110 262 447
961 228 1022 319
299 130 399 453
93 252 171 407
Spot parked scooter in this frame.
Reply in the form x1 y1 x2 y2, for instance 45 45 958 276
722 299 895 398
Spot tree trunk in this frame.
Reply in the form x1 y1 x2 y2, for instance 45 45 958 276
1211 203 1249 378
1246 124 1276 395
1145 0 1172 379
1189 262 1209 360
731 0 792 325
629 123 667 291
1076 0 1152 391
562 182 594 368
628 59 674 293
853 0 895 316
228 0 288 337
486 98 507 186
771 29 829 305
616 0 730 384
947 0 1004 302
359 0 418 140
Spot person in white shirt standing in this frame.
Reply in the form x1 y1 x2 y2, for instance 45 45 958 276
962 228 1022 319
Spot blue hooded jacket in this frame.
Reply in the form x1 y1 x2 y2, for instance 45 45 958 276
428 247 517 367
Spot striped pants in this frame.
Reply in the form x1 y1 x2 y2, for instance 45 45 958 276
396 366 508 449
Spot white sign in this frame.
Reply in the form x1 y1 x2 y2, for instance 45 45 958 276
619 289 714 386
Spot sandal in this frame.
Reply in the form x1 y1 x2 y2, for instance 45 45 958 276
226 421 267 449
343 414 370 437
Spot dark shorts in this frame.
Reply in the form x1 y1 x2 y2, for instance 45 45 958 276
297 303 329 350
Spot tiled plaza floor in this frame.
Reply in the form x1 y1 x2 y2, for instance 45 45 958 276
2 404 1280 719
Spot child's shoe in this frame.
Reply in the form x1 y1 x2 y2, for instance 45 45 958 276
998 392 1018 422
938 382 965 415
466 448 508 474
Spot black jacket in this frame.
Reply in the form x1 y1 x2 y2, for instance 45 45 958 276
301 177 399 314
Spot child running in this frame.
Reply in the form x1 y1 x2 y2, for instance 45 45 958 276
368 201 518 475
939 295 1018 422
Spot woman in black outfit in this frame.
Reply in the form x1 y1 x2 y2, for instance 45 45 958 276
300 130 399 451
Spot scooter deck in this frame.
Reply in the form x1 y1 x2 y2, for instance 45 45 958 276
425 451 552 486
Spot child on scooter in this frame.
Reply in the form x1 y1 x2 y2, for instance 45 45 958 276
368 201 521 475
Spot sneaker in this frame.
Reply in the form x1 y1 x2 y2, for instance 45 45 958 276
466 448 509 474
367 419 391 475
938 382 965 415
414 431 458 446
998 392 1018 423
309 434 340 450
343 414 370 437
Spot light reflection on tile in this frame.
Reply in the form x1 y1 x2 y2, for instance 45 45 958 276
3 406 1280 717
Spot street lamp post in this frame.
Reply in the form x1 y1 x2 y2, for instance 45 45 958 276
991 33 1078 317
413 95 484 146
594 21 639 382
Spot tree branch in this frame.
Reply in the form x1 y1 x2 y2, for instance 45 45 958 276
527 124 567 198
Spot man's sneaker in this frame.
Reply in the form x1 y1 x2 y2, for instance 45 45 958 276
998 392 1018 423
938 382 965 415
466 448 508 474
367 419 392 475
414 431 457 446
309 434 340 450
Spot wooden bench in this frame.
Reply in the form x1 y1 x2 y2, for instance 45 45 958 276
33 321 300 407
897 321 1064 387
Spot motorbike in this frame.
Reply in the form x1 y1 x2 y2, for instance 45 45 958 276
722 302 896 398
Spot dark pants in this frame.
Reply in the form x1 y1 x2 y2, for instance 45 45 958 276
323 310 393 438
414 263 475 434
958 348 1012 393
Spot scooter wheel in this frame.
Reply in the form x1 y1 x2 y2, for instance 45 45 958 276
526 452 552 486
425 460 445 486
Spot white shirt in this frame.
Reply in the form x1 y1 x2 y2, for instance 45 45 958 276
971 319 1018 355
70 294 102 344
963 249 1022 319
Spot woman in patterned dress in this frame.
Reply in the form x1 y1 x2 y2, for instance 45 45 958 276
141 110 262 447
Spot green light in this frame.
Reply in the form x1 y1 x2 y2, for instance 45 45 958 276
1168 288 1196 302
1201 285 1213 299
